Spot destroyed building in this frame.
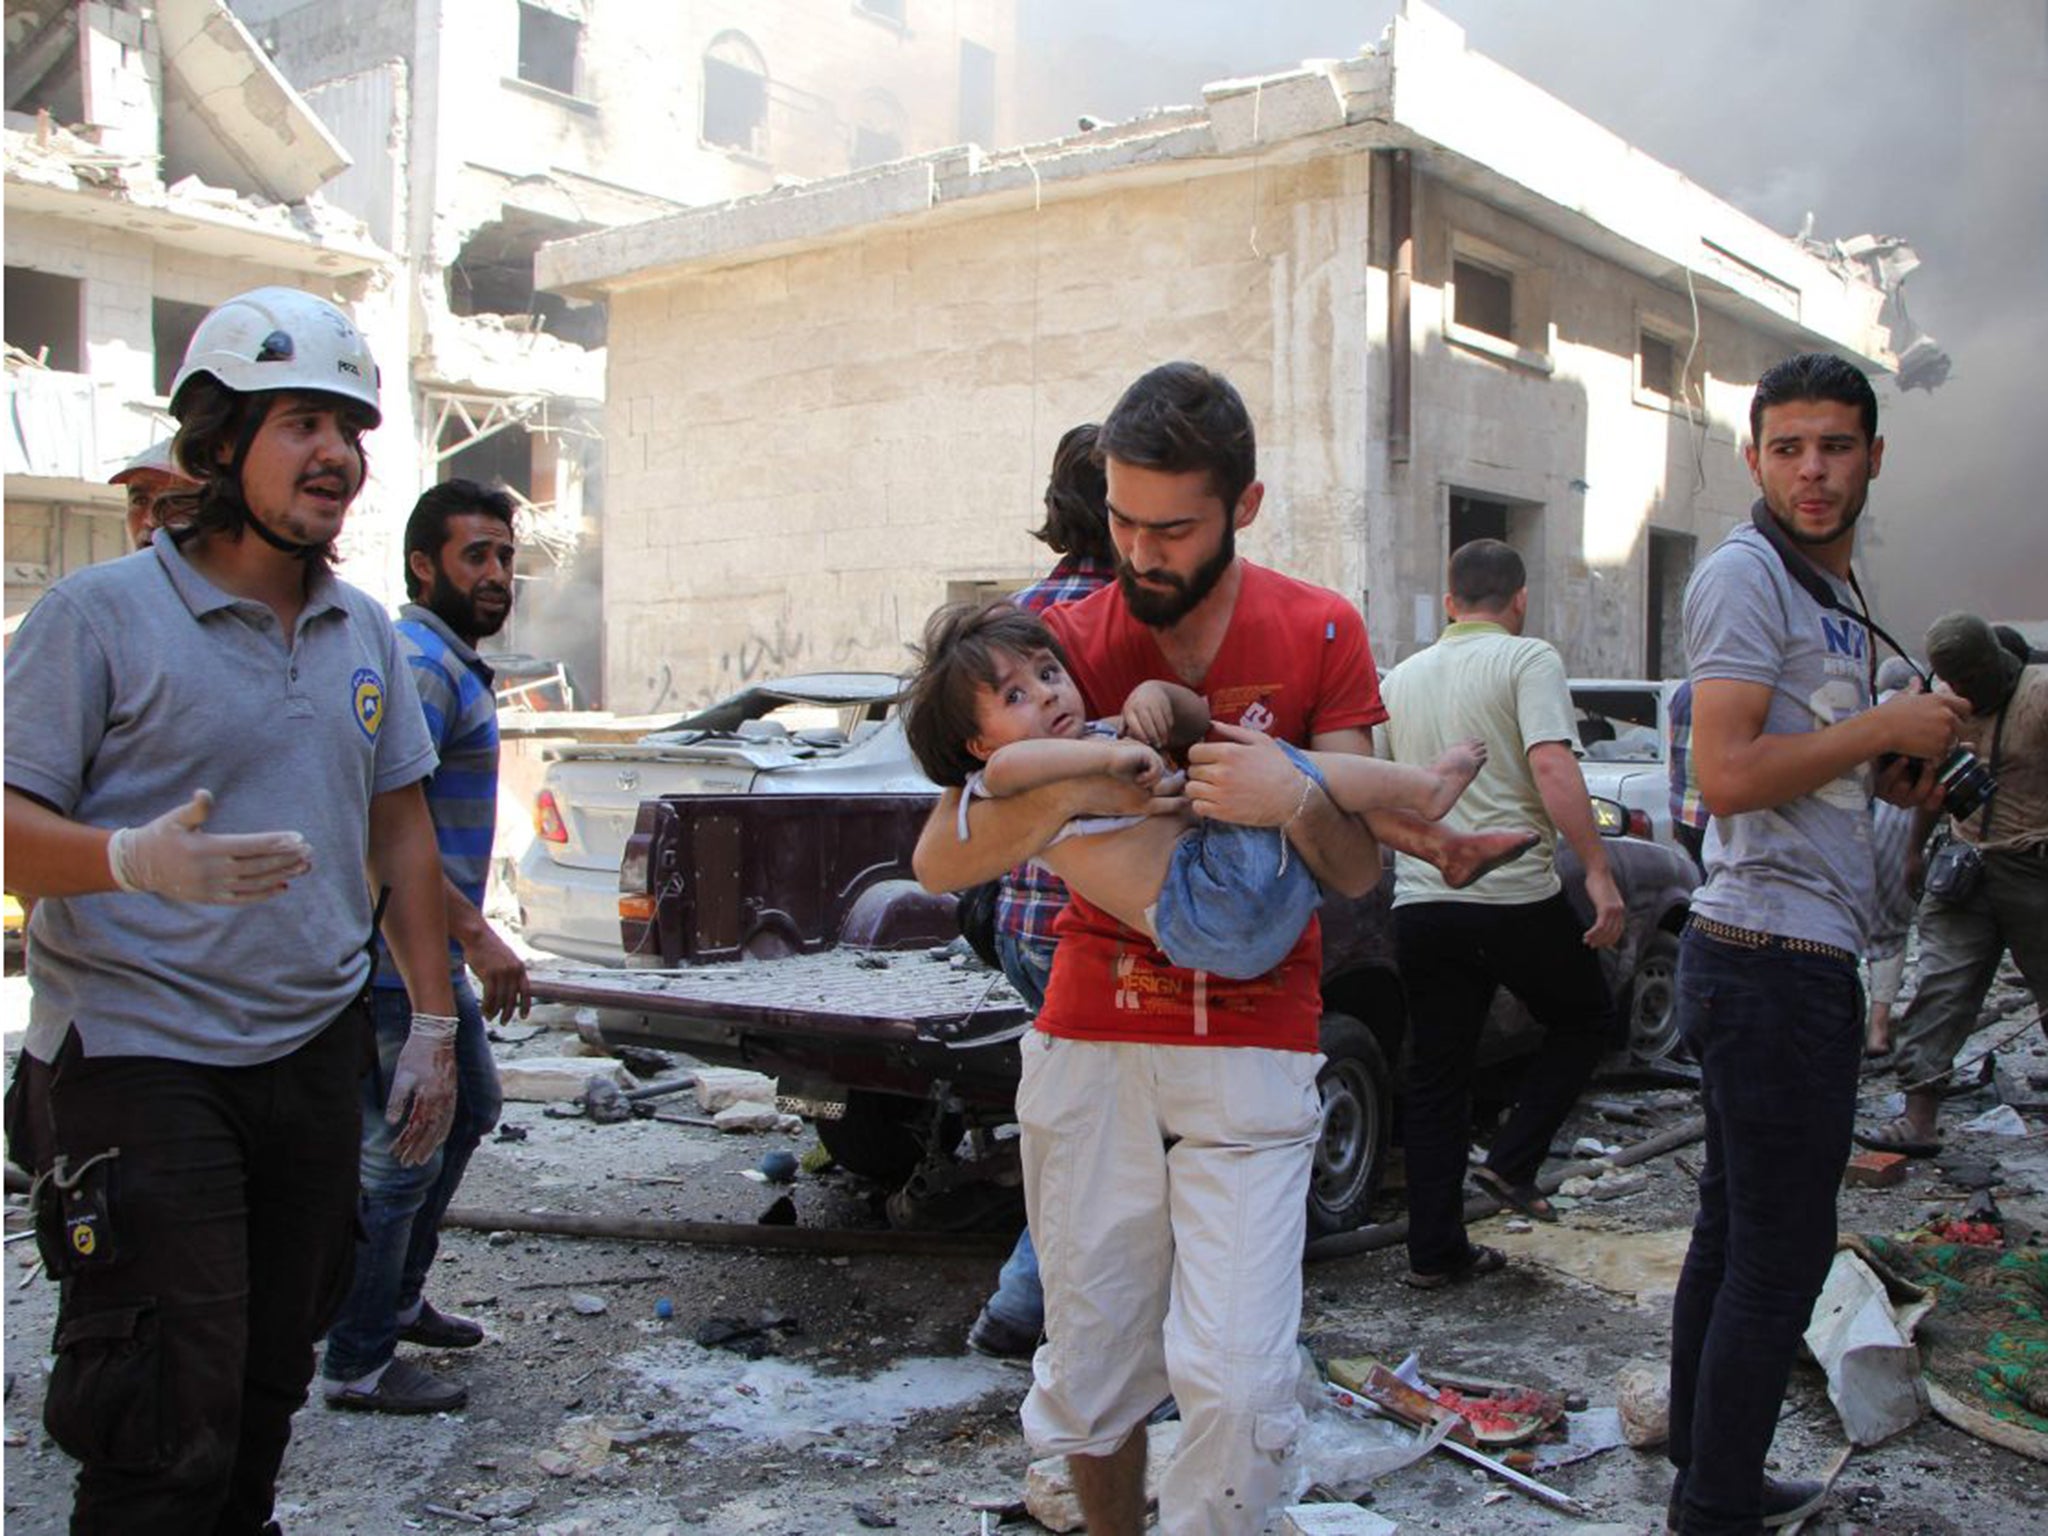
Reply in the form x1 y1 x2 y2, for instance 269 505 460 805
4 0 402 617
538 2 1912 709
227 0 1021 702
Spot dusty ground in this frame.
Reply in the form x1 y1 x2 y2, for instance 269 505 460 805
5 963 2048 1535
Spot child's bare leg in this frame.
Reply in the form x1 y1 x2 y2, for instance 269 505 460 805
1314 743 1484 821
1365 808 1539 890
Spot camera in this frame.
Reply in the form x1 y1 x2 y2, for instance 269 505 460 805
1882 744 1998 820
1931 744 1997 820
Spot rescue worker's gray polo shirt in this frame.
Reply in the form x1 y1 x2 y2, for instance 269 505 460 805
4 534 437 1065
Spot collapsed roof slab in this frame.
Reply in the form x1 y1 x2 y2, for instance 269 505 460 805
158 0 349 204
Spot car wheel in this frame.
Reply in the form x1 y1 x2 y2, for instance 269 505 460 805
1626 929 1682 1063
1309 1012 1393 1237
815 1091 959 1186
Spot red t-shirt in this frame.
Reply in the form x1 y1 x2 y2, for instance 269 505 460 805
1039 563 1387 1051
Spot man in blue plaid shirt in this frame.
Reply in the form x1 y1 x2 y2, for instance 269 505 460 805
969 424 1117 1359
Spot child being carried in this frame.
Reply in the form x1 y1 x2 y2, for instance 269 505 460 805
904 600 1529 980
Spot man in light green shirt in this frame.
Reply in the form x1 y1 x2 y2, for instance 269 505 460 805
1376 539 1624 1289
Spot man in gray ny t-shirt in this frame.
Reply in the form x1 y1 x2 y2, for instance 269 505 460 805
1663 354 1966 1536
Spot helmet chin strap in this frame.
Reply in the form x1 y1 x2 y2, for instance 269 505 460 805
225 398 325 560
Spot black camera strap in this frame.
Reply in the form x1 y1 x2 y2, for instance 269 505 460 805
1746 502 1923 700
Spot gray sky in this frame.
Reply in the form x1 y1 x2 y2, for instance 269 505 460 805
1017 1 2048 644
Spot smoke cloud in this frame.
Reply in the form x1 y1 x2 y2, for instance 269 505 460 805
1017 1 2048 650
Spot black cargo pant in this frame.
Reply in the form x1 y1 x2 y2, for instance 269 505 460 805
1395 892 1615 1275
8 1008 366 1536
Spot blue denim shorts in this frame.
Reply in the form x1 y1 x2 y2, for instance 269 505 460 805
1151 740 1326 980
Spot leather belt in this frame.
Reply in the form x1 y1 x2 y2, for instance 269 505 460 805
1687 915 1856 966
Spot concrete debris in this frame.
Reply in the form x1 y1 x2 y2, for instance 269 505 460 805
499 1057 634 1103
1614 1363 1669 1448
1279 1507 1398 1535
1025 1420 1181 1532
1804 1249 1932 1446
714 1101 797 1134
469 1488 539 1519
693 1067 780 1113
569 1293 608 1316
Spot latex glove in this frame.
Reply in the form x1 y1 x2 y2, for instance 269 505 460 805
386 1012 458 1165
107 790 312 904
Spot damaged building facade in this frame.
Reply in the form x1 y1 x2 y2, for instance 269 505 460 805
229 0 1020 702
4 0 404 616
539 3 1906 709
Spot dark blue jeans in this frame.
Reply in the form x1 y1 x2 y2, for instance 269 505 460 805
321 980 501 1382
1667 928 1862 1536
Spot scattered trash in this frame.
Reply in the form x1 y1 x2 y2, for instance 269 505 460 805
1804 1248 1932 1445
1615 1362 1669 1448
851 1505 898 1528
487 1230 518 1248
1529 1405 1628 1473
853 953 890 970
654 1297 674 1320
1587 1172 1649 1201
758 1149 800 1183
492 1123 529 1144
1572 1137 1621 1158
569 1293 608 1316
1559 1175 1598 1199
1956 1104 2029 1137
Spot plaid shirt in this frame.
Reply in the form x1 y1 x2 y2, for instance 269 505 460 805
1666 678 1710 833
994 555 1117 955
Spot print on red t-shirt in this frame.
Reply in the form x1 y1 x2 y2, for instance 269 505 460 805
1037 563 1386 1052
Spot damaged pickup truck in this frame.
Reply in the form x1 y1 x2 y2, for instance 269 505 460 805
529 751 1697 1236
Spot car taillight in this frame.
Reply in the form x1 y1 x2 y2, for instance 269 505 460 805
535 789 568 844
619 893 656 922
1627 810 1654 840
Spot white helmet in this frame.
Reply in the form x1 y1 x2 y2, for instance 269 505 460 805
168 286 381 427
109 438 182 485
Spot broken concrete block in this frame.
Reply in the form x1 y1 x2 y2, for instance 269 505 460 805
1615 1362 1669 1448
694 1066 779 1113
1279 1506 1398 1535
1559 1175 1599 1199
713 1100 784 1133
1844 1150 1908 1189
1025 1420 1182 1532
498 1057 632 1103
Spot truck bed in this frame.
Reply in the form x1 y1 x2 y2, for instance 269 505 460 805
528 950 1030 1106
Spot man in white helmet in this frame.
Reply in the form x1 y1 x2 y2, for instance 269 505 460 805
3 286 460 1536
109 438 194 549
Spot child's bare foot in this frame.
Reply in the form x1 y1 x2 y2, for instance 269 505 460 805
1438 827 1540 889
1423 738 1489 818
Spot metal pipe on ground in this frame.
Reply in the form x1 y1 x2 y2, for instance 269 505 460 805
442 1204 1011 1258
1305 1115 1706 1264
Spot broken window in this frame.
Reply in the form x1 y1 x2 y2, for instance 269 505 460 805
703 33 768 156
1452 258 1513 342
517 2 581 97
851 90 906 170
4 3 85 123
1639 330 1678 399
5 267 83 373
448 212 607 349
153 298 210 398
958 40 996 146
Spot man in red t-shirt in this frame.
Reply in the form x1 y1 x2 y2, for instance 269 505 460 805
914 363 1383 1536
